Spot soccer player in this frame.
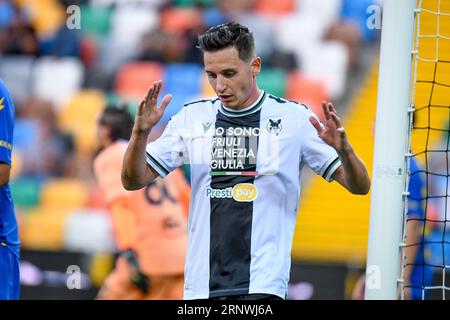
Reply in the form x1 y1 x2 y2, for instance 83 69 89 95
122 22 371 300
0 78 20 300
94 106 189 299
402 157 433 300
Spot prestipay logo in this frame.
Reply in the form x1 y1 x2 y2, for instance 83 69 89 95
206 183 258 202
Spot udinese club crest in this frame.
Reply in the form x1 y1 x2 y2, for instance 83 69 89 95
266 119 282 136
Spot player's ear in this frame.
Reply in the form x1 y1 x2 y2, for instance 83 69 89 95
250 56 261 77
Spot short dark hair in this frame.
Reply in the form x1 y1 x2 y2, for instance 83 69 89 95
197 22 255 62
99 105 134 142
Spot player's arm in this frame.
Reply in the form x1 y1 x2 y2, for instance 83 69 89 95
121 80 172 190
329 149 370 195
122 126 159 190
0 162 10 186
310 101 371 195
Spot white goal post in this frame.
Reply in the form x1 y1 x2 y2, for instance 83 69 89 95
365 0 417 300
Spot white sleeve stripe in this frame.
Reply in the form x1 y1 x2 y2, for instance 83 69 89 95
146 150 171 173
319 155 337 177
146 152 169 177
323 158 342 182
321 156 339 178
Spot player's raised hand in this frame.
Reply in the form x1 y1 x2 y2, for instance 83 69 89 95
134 80 172 134
309 101 350 153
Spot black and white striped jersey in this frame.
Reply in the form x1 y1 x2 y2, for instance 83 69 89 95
146 90 341 299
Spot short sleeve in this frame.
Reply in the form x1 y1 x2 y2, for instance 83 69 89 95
146 113 187 178
300 109 341 182
0 85 14 165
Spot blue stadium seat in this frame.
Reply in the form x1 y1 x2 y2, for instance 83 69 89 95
161 63 203 123
39 27 81 57
163 63 203 95
202 8 227 28
13 119 39 151
0 1 14 28
159 92 196 125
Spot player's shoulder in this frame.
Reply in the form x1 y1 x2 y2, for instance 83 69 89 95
0 78 8 93
265 93 313 117
174 97 219 121
183 97 219 110
167 97 218 127
0 78 15 113
0 79 12 101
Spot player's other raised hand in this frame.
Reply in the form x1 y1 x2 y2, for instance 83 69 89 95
134 80 172 134
309 100 350 153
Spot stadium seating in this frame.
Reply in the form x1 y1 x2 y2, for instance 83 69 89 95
0 55 35 103
9 177 41 209
77 6 108 67
163 63 203 95
78 35 98 68
257 68 287 98
58 89 106 155
254 0 296 15
20 207 67 250
340 0 379 42
12 119 39 152
15 0 65 37
202 7 227 28
90 0 166 7
158 63 202 122
96 36 138 75
0 1 14 28
97 3 158 74
115 62 163 101
297 42 349 100
286 72 328 119
174 0 217 7
275 14 327 54
39 25 81 58
79 4 112 38
292 62 379 263
110 2 158 47
299 0 342 26
32 57 84 110
63 209 115 253
40 178 89 211
160 7 203 34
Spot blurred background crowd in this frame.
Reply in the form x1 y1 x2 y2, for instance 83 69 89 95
2 0 449 299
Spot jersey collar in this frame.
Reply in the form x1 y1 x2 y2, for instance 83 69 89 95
219 90 266 117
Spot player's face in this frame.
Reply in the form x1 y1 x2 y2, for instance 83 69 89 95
204 47 261 109
96 116 110 149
